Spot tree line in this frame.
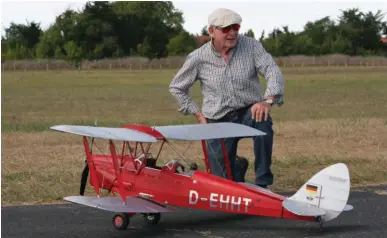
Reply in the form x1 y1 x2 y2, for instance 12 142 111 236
2 1 387 66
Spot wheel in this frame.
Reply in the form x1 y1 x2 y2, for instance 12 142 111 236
112 213 129 230
315 216 324 231
142 213 161 225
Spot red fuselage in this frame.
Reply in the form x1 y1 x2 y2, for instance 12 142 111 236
90 154 315 222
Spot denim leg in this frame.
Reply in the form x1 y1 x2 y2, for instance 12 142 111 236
240 107 274 186
206 114 239 180
205 137 237 179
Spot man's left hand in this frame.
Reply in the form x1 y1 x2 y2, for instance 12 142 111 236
251 101 271 122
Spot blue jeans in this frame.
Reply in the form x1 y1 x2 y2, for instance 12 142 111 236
206 104 274 186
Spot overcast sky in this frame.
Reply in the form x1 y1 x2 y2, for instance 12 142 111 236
1 0 386 37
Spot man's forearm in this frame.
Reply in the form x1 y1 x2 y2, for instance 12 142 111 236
253 39 284 105
169 87 200 115
168 52 200 115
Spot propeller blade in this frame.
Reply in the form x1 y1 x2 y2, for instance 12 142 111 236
80 160 89 196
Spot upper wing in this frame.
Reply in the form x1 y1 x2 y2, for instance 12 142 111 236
154 122 266 141
64 195 174 213
50 125 157 142
51 122 265 142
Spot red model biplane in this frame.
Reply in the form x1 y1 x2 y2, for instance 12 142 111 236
50 122 353 230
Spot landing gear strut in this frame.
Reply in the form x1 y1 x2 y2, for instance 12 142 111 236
142 213 161 225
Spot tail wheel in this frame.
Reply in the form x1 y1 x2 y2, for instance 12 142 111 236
112 213 129 230
315 216 324 231
142 213 161 225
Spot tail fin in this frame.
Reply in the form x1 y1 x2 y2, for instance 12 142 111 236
283 163 353 221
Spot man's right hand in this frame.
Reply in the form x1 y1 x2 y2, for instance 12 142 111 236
195 112 207 124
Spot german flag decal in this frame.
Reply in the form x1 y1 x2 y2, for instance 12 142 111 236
306 184 318 193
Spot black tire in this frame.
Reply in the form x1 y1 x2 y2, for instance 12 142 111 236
112 213 129 230
143 213 161 225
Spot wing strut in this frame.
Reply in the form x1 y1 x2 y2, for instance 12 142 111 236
201 140 211 173
109 140 127 203
220 139 232 180
83 136 100 195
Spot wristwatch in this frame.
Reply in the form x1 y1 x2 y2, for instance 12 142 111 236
265 98 274 105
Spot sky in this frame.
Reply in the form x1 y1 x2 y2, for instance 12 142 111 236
1 0 386 38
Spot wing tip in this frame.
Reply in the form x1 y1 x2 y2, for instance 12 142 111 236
49 125 158 142
50 124 65 130
343 204 354 211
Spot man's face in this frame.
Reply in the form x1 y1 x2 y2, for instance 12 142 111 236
210 24 240 49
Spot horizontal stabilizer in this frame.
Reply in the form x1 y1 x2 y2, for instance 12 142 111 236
283 199 326 216
64 196 174 213
50 125 157 142
154 122 266 141
343 204 353 211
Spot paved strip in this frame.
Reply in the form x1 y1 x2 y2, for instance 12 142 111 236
2 185 386 238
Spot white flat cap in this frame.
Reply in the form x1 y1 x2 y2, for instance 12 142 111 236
208 8 242 27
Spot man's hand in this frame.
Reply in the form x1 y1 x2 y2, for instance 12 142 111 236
251 101 271 122
195 112 207 124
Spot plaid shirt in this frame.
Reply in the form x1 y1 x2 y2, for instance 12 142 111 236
169 35 284 120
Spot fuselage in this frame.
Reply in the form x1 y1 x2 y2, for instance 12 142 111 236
90 154 315 222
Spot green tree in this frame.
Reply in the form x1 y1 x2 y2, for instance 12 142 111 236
167 31 197 55
244 29 255 38
64 41 83 66
3 4 387 60
35 25 64 59
259 30 265 42
2 21 42 59
111 1 184 58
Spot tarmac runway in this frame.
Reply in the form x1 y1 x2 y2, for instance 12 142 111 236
2 185 387 238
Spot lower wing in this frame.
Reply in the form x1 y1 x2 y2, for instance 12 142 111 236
64 196 174 213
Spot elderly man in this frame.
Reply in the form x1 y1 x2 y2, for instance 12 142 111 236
169 8 284 188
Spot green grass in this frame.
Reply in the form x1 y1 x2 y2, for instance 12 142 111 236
2 68 387 132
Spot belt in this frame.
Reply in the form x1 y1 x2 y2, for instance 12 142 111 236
209 104 252 123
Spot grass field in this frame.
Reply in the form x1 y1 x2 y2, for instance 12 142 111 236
2 67 387 205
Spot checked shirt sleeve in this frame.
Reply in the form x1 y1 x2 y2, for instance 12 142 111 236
252 40 285 105
169 53 201 115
